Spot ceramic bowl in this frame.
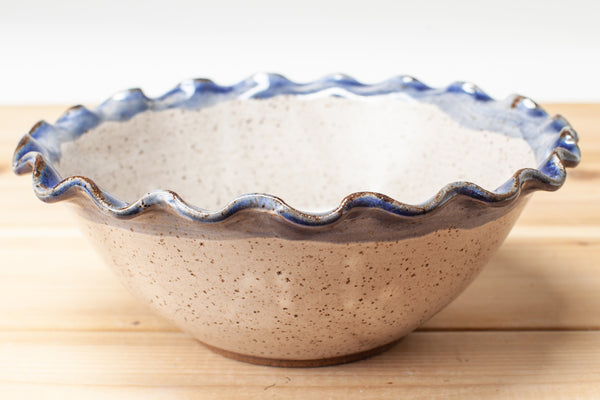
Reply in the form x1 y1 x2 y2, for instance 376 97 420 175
12 74 580 367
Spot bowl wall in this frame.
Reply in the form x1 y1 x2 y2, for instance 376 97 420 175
70 194 528 362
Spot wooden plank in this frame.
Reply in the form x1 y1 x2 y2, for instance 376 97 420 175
0 172 78 229
424 237 600 330
517 173 600 226
0 105 72 136
0 236 173 332
0 330 599 399
0 235 598 332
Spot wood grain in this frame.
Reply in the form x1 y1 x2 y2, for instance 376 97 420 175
1 104 599 399
1 331 599 399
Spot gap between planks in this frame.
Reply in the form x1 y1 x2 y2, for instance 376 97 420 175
0 237 598 332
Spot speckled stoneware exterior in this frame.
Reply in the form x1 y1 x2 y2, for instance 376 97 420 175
13 74 581 367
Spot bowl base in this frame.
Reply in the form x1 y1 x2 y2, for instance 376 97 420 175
199 338 403 368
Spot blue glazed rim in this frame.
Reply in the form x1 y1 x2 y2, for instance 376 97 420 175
12 73 581 226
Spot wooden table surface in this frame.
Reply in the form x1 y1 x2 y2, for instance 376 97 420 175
0 104 598 399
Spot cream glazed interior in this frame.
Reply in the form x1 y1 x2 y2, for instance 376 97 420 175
57 95 538 212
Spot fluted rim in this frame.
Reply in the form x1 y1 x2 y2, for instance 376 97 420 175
12 73 581 226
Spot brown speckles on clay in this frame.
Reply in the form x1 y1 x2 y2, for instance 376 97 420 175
77 202 524 361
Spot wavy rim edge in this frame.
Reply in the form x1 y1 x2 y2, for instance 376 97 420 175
12 73 581 226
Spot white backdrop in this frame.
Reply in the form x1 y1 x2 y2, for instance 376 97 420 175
1 0 598 104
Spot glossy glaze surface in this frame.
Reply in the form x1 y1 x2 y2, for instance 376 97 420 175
56 96 537 212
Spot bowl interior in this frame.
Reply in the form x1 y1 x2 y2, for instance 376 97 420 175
55 94 538 212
